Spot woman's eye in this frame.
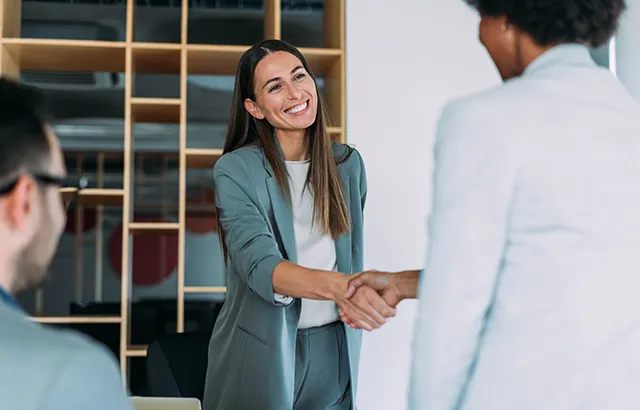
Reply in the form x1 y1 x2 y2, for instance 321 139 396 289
269 84 281 92
295 73 306 80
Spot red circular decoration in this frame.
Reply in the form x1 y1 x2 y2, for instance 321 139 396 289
185 190 217 235
64 208 97 234
185 213 217 234
108 215 179 286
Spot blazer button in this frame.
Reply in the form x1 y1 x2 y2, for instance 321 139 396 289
288 319 295 324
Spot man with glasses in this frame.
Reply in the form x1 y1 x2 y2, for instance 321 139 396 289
0 77 132 410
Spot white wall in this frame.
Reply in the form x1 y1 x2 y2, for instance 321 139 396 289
345 1 501 409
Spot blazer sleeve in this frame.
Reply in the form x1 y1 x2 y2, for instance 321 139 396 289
357 148 368 210
408 99 518 409
38 343 133 410
214 152 287 305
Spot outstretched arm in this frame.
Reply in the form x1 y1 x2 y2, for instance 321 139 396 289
214 153 394 330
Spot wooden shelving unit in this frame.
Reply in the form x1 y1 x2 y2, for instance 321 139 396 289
0 0 346 389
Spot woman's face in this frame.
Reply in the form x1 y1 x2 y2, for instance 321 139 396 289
244 51 318 132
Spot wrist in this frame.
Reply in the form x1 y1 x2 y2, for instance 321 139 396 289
326 272 347 302
394 270 420 300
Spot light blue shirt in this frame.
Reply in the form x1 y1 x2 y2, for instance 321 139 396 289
0 286 19 311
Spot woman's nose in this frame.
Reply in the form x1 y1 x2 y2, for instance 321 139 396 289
286 83 303 99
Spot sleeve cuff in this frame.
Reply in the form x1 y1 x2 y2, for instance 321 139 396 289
274 293 295 306
251 254 292 306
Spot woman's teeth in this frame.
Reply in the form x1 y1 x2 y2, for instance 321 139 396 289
286 101 308 114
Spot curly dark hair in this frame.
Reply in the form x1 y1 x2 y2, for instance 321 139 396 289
464 0 626 47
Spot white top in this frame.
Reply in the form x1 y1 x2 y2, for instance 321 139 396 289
273 159 339 329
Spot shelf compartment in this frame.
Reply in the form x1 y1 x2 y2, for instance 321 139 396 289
186 44 342 76
32 316 121 324
183 286 227 294
60 188 124 207
131 97 182 123
0 39 126 72
185 148 223 169
298 47 343 75
131 43 182 74
128 222 180 234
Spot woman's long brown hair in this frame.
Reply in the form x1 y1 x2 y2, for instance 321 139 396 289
216 39 352 262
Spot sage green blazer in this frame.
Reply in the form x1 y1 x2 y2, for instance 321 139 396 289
202 140 367 410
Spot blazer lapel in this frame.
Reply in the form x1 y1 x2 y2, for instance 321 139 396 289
335 172 352 274
266 176 298 263
264 135 298 263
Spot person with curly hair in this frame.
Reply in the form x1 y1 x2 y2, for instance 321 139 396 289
341 1 640 409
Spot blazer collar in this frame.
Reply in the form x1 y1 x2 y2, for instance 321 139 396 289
523 43 596 77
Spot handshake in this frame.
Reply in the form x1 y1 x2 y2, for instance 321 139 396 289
334 270 419 331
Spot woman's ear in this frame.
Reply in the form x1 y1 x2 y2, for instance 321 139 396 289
244 98 265 120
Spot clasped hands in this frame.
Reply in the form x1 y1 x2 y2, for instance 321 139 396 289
334 270 406 331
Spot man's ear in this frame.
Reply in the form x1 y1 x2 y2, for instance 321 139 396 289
244 98 265 120
7 175 36 232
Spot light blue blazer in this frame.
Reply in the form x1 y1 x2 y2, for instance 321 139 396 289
409 44 640 410
202 140 367 410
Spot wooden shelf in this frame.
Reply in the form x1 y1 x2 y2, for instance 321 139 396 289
129 222 180 234
131 43 182 74
60 188 124 207
185 148 223 169
183 286 227 294
131 98 182 123
0 39 126 72
186 44 248 76
0 40 341 76
32 316 121 324
186 44 342 76
126 345 148 357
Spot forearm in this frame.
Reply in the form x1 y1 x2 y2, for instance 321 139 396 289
273 261 344 300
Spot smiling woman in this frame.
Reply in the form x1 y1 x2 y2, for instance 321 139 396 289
201 39 396 410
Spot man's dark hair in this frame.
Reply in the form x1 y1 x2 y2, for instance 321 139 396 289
464 0 627 47
0 77 52 183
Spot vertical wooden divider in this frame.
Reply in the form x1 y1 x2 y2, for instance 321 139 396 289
324 0 346 143
74 157 84 302
265 0 282 40
0 0 21 38
0 46 18 80
0 0 21 80
176 0 189 334
120 0 135 386
95 153 105 302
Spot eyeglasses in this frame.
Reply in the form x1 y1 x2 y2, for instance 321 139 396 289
0 173 87 211
62 176 88 211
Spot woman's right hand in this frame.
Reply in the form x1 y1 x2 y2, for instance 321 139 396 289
332 275 396 331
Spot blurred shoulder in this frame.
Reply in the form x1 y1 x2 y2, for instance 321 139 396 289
18 312 120 366
440 77 537 125
332 142 365 177
0 307 125 403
